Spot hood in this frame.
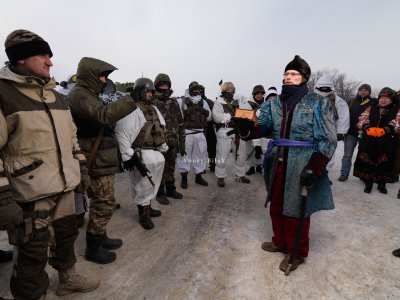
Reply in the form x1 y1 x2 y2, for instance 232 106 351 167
0 65 56 89
315 74 335 92
75 57 117 94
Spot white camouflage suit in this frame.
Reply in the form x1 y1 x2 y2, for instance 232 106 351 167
212 97 248 179
314 74 350 170
177 90 212 174
242 99 269 168
114 107 168 206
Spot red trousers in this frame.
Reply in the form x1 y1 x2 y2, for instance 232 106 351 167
269 163 310 258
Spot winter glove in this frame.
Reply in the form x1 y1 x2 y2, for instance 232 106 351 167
0 179 23 231
300 168 317 189
78 165 91 193
158 143 169 153
254 146 263 159
179 142 186 157
337 133 345 141
123 157 135 171
236 118 253 138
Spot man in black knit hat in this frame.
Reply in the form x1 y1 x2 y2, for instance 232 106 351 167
0 29 99 299
338 83 375 182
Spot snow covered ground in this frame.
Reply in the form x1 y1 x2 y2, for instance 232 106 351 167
1 142 399 299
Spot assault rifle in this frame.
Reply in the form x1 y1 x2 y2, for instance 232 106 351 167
124 152 155 186
133 152 155 186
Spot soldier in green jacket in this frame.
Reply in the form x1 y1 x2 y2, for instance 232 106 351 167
153 73 185 204
68 57 137 264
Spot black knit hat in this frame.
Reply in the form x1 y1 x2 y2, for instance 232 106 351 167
358 83 371 95
284 55 311 83
4 29 53 64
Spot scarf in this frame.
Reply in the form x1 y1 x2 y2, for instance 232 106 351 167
279 84 309 111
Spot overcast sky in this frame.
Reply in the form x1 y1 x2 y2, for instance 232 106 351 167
1 0 399 98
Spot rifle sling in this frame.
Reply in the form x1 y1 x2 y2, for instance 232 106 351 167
86 127 105 170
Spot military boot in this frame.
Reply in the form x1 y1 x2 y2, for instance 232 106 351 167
102 232 123 250
181 172 188 189
85 233 116 264
246 167 255 175
256 165 263 173
165 181 183 199
0 250 13 263
137 205 154 230
156 183 169 205
56 265 100 296
195 173 208 186
149 202 162 217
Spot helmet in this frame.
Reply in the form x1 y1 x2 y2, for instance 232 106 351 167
154 73 171 89
252 85 265 95
131 78 156 101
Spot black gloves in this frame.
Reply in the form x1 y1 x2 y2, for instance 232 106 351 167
0 183 23 231
179 142 186 157
78 164 91 193
300 168 316 188
337 133 345 141
255 146 263 159
236 118 253 137
123 157 135 171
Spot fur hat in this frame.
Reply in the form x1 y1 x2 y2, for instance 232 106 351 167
220 82 235 93
358 83 371 95
189 81 202 93
284 55 311 83
378 87 396 102
252 85 265 95
5 29 53 64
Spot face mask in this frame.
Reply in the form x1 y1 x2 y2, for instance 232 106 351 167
190 95 202 103
315 88 333 98
223 92 234 100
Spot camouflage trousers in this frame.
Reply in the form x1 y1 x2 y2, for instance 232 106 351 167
86 175 116 235
162 145 178 184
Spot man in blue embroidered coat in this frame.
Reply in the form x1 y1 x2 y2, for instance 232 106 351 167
237 55 337 272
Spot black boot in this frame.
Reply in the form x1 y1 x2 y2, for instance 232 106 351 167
0 250 13 263
209 162 215 172
76 213 85 228
256 165 263 173
364 181 373 193
377 182 388 194
165 181 183 199
156 183 169 205
85 233 116 264
149 203 162 218
246 167 255 175
137 205 154 230
102 232 123 250
181 172 188 189
397 189 400 199
195 173 208 186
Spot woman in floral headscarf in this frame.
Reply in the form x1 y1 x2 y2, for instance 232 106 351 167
353 87 399 194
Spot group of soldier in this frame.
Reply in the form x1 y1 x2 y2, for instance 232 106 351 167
0 28 279 299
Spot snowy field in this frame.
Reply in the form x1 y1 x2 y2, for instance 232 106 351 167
1 141 399 300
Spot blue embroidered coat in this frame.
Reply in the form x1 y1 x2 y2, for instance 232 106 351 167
258 92 337 217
